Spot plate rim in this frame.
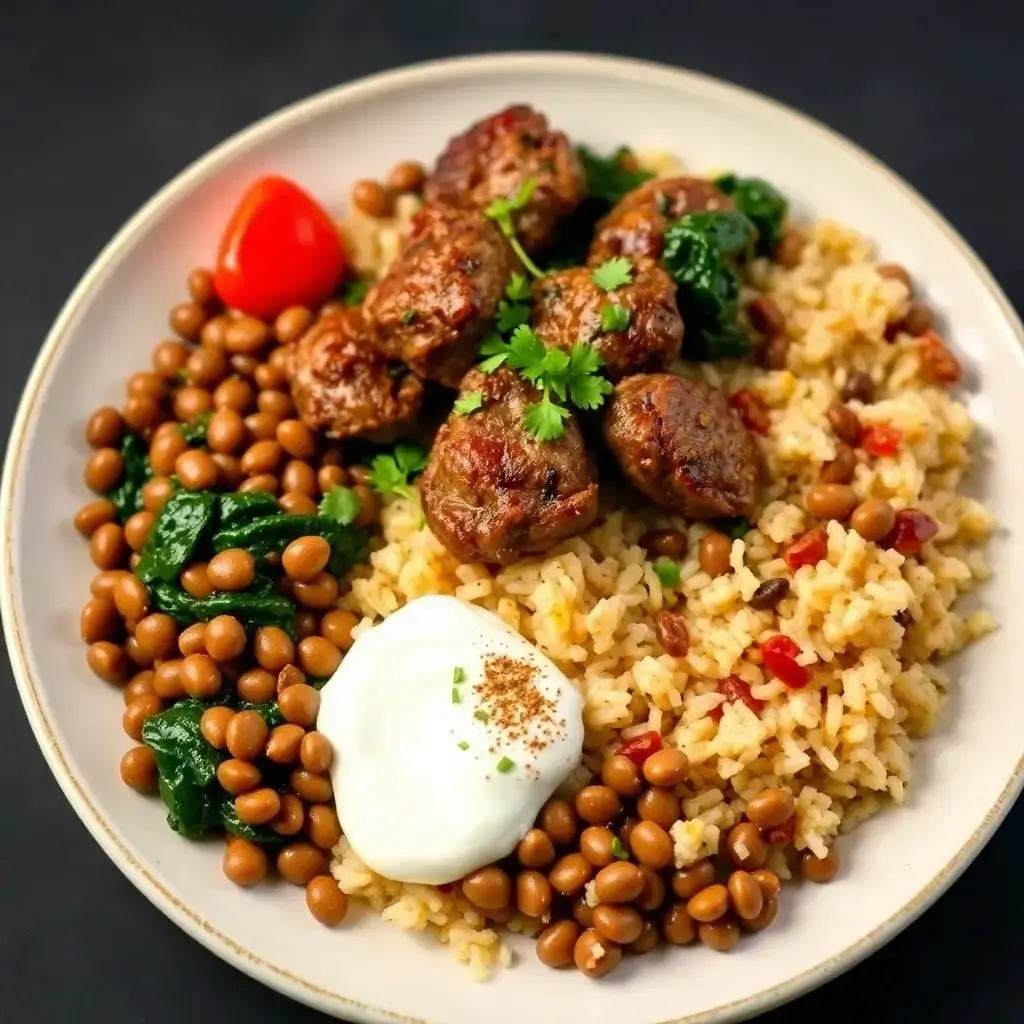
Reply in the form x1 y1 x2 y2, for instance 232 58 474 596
4 50 1023 1024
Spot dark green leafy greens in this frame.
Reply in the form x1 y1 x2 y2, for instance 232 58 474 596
212 514 367 578
717 516 752 541
149 582 298 636
340 279 370 306
134 491 218 584
142 700 223 839
661 211 758 361
367 444 428 499
104 432 151 522
219 799 288 847
577 146 654 207
178 411 213 446
715 174 787 257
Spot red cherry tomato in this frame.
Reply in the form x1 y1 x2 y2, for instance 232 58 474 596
729 389 770 435
615 731 663 766
708 675 764 721
861 424 903 458
783 527 828 571
213 175 346 320
880 508 939 556
761 635 810 689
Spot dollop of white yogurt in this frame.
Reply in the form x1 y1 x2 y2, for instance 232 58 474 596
317 595 584 884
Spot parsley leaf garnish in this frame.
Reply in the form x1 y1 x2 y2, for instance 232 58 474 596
453 391 484 416
592 257 634 291
505 273 532 302
610 836 630 860
367 443 428 499
400 309 417 325
577 145 655 206
341 279 370 306
178 410 212 445
318 486 362 525
496 756 515 773
478 328 612 441
601 303 631 333
496 300 530 334
653 558 681 588
484 179 545 279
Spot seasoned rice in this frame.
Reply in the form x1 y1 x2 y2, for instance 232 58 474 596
330 161 994 975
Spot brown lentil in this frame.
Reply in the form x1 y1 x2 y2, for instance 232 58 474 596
350 179 393 218
724 822 768 869
320 609 359 651
593 904 643 945
235 788 282 826
151 659 185 700
270 794 305 836
629 820 674 870
122 693 163 740
297 636 341 678
280 460 318 496
305 876 348 926
535 920 579 968
386 160 426 193
516 829 556 869
699 917 741 951
515 870 553 918
113 574 149 620
628 920 662 955
636 787 680 830
279 491 319 515
749 578 790 611
801 847 840 883
661 902 698 945
223 839 269 887
204 615 247 662
655 610 689 657
574 785 621 826
254 627 295 671
727 871 764 921
743 895 779 932
850 498 897 541
123 510 155 551
200 706 235 750
642 747 689 787
306 804 342 850
119 745 159 793
903 301 934 336
225 710 270 761
266 723 306 764
173 386 213 423
87 641 128 684
132 613 178 662
276 664 306 693
289 768 332 803
279 683 321 728
75 499 117 537
601 754 642 797
640 528 686 559
877 263 912 291
299 731 332 774
699 531 732 577
579 826 616 868
274 306 314 345
594 861 644 904
80 598 120 644
636 867 667 913
548 853 593 896
540 799 578 845
292 572 338 611
842 370 875 404
805 483 858 521
746 295 785 337
686 883 729 922
827 404 862 446
85 406 124 448
179 653 222 699
775 229 806 268
820 444 858 485
744 788 796 829
217 759 261 795
462 866 511 911
574 929 622 978
175 449 219 491
177 622 207 656
141 477 175 513
207 548 256 591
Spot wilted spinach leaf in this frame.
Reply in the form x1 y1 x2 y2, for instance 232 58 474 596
578 145 654 206
104 432 151 522
134 491 218 584
149 582 297 637
217 490 281 531
715 174 788 257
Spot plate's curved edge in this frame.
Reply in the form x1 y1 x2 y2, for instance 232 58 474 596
3 50 1024 1024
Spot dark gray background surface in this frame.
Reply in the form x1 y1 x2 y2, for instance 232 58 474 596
0 1 1020 1021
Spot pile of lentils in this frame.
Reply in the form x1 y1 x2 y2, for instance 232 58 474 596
460 742 838 977
75 261 390 928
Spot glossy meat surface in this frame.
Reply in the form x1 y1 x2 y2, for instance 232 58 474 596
531 264 684 380
421 367 599 564
289 310 424 440
589 176 732 265
362 204 520 388
603 373 759 519
424 104 584 252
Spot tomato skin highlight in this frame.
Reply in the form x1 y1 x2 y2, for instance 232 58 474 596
213 175 346 320
708 675 764 721
761 635 810 689
881 508 939 556
861 423 903 458
783 527 828 571
615 731 663 766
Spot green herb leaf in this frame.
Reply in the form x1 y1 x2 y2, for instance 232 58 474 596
458 740 470 751
484 179 545 279
453 667 466 685
318 486 362 525
591 257 634 292
653 558 681 588
610 836 630 860
217 491 281 530
523 397 571 442
600 303 631 332
715 174 788 257
178 410 213 446
451 687 462 704
401 308 417 325
473 709 490 723
505 273 532 302
149 582 297 637
341 279 370 306
453 391 484 417
478 332 511 372
496 299 531 333
565 343 613 411
577 145 654 206
219 798 288 848
496 756 516 774
367 443 428 499
717 516 751 541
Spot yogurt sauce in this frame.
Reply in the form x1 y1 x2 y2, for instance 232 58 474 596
316 595 584 884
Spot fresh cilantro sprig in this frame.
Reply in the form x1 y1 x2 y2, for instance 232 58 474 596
478 325 613 442
484 179 545 279
453 391 484 416
366 443 428 499
601 303 631 332
340 279 370 306
592 257 634 291
318 486 362 525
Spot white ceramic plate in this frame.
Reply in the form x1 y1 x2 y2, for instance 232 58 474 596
4 52 1023 1024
